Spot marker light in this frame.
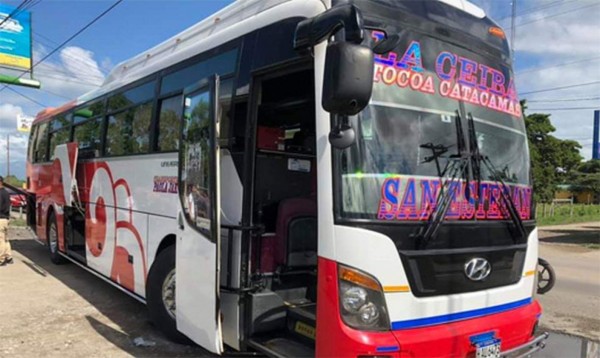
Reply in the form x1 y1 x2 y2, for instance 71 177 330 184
488 27 506 39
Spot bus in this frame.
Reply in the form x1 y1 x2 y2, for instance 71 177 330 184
26 0 548 356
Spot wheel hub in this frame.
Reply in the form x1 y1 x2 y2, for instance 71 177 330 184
162 269 176 319
49 223 58 253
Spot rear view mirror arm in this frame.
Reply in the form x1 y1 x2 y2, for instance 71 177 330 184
294 4 365 51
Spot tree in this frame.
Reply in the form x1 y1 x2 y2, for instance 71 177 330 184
522 101 583 203
3 175 25 188
571 159 600 202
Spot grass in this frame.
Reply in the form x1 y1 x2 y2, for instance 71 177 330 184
8 218 27 227
536 204 600 227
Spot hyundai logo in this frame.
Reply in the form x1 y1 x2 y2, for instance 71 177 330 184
464 258 491 281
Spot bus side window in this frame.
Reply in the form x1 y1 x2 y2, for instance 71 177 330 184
218 78 234 144
159 49 238 96
105 102 153 156
34 122 49 163
73 117 103 157
28 124 38 162
49 127 72 160
49 115 73 160
156 95 183 152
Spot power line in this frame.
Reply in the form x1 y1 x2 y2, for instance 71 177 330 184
516 3 600 28
521 81 600 95
528 107 600 111
34 72 101 87
0 0 123 95
33 31 109 76
517 56 600 75
528 96 600 103
38 87 74 100
497 0 576 22
6 86 48 107
35 67 104 83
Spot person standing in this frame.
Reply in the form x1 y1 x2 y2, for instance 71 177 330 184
0 176 13 266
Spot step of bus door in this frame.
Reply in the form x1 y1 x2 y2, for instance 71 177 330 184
247 303 316 358
247 335 315 358
286 303 316 346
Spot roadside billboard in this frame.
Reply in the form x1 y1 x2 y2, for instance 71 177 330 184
0 3 32 70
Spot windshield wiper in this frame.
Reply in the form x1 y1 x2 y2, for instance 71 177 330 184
417 110 470 249
420 142 450 177
467 113 526 242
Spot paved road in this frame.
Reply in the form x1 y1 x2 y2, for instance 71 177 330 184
538 222 600 342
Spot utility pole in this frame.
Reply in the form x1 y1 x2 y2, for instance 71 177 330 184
510 0 517 61
6 134 9 178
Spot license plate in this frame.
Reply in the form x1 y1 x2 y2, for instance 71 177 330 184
475 339 501 358
471 332 501 358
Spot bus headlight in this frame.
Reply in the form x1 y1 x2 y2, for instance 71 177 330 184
338 265 390 331
341 285 367 313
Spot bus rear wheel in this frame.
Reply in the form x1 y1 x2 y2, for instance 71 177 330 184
47 213 66 265
147 245 192 344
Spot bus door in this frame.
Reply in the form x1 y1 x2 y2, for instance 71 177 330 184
176 75 223 354
55 142 86 261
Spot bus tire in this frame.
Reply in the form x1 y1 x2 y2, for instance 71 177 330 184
47 213 66 265
146 245 192 345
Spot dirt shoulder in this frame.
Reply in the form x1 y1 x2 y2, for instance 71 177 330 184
0 227 209 357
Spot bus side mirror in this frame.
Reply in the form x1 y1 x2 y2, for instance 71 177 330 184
322 41 374 116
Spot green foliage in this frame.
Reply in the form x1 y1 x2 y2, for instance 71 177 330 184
2 175 25 188
570 159 600 198
8 218 27 227
522 101 583 203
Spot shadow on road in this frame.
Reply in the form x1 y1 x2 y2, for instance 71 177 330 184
539 229 600 245
11 236 213 357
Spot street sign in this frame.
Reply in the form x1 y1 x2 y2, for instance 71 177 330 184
17 113 33 132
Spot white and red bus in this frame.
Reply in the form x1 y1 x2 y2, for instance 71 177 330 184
26 0 548 356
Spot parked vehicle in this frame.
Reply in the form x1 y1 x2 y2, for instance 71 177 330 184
7 188 27 209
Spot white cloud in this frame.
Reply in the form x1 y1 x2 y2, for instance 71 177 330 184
59 46 105 86
0 104 23 130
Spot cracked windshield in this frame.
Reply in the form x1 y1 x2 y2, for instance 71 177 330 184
338 30 531 221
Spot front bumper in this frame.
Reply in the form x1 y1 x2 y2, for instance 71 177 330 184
391 300 543 357
316 257 545 357
501 332 549 358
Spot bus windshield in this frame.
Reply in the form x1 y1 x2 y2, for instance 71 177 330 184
336 29 532 222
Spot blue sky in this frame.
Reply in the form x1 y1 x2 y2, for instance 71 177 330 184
1 0 599 179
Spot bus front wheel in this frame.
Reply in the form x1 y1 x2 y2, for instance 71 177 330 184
147 245 192 344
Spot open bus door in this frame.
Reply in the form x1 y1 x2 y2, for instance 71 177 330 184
176 75 223 354
54 142 79 207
